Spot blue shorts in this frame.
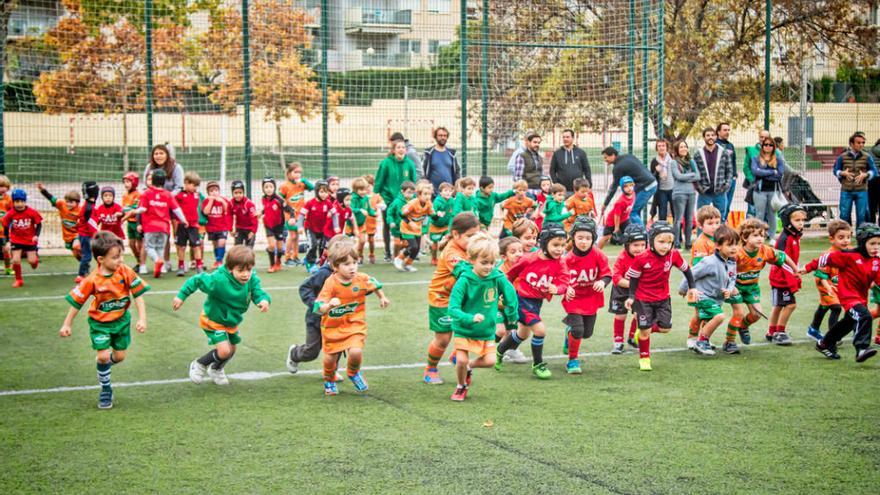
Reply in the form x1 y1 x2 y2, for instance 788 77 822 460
517 296 544 326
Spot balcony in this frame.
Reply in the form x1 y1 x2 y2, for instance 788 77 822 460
362 52 413 69
345 8 412 35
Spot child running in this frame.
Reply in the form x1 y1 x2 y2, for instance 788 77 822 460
76 181 100 282
300 180 333 272
362 175 384 264
687 225 739 356
767 203 806 345
424 212 481 384
261 177 294 273
540 184 572 225
447 232 518 401
230 180 258 247
597 176 635 249
608 224 647 354
95 186 126 240
386 181 415 262
174 172 205 276
137 170 188 278
121 172 142 267
561 217 610 373
500 180 535 237
60 231 149 409
474 176 515 229
36 182 82 261
625 221 696 371
278 162 313 266
806 219 851 342
350 177 377 262
685 205 722 348
1 189 42 287
805 223 880 363
496 222 570 379
429 182 455 264
175 245 271 386
395 182 433 272
496 236 526 362
315 240 390 395
563 178 596 231
511 218 539 253
202 181 232 269
451 177 478 218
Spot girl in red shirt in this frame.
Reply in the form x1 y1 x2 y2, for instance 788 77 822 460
201 181 232 269
300 181 333 271
1 189 42 287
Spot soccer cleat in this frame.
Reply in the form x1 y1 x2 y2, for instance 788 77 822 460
138 265 148 275
393 257 405 271
806 326 824 343
195 266 205 274
772 332 793 346
451 385 468 401
815 342 840 360
324 381 338 395
207 364 229 385
384 254 392 263
722 342 740 355
738 327 752 345
532 362 552 379
348 372 369 392
97 388 113 410
686 337 697 350
153 261 164 278
176 267 186 277
562 327 570 354
856 348 878 363
503 349 530 364
423 368 443 385
627 337 638 349
4 267 13 276
566 359 582 374
284 258 297 267
189 360 207 384
286 345 299 374
493 351 504 371
11 279 23 288
639 357 652 371
764 332 774 342
404 264 418 272
611 342 625 354
693 340 716 356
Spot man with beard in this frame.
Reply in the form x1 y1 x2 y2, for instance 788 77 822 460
693 127 734 221
423 127 460 194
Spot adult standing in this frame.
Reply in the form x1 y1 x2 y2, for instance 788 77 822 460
649 139 675 223
743 129 773 217
716 122 737 221
866 138 880 224
549 129 591 193
375 139 418 261
834 132 879 228
422 127 460 193
693 127 734 219
599 147 657 225
750 137 786 240
143 144 184 194
671 140 700 249
512 132 544 193
390 132 424 180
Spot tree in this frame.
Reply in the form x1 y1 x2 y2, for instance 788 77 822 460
197 0 343 169
33 0 190 170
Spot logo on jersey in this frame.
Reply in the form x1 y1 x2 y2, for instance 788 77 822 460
328 302 358 318
525 272 554 289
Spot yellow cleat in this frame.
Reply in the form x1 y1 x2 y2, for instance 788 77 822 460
639 357 652 371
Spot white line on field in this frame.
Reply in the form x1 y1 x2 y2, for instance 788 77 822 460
0 339 822 397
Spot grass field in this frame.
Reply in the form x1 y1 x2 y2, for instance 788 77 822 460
1 238 879 494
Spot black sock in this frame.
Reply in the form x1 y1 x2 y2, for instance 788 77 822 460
197 350 219 366
811 306 829 330
496 333 521 355
267 250 276 266
215 352 233 370
828 306 842 331
531 336 545 365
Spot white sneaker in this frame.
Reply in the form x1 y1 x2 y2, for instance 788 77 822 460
189 360 207 384
286 344 299 374
404 264 418 272
686 338 697 350
503 348 530 364
393 257 405 271
138 265 148 275
207 364 229 385
161 263 170 273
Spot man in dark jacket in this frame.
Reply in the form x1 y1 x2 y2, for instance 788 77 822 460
693 128 734 220
599 147 657 225
550 129 591 194
422 127 460 193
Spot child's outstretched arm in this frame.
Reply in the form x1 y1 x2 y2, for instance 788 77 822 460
249 274 272 312
134 295 147 333
59 307 79 338
374 288 390 308
447 279 475 324
173 271 214 310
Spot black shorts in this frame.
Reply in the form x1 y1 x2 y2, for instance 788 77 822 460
771 287 796 307
608 285 632 315
602 220 629 237
235 231 256 247
265 224 285 241
634 298 672 329
563 313 597 339
175 225 202 247
207 231 228 242
10 243 38 253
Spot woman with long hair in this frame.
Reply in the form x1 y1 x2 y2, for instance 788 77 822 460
670 140 700 249
143 144 184 194
751 137 786 240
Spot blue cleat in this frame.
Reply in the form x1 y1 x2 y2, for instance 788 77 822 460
349 372 369 392
806 326 824 343
324 381 338 395
98 388 113 410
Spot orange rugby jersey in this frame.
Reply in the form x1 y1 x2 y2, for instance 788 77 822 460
427 241 468 307
364 194 384 234
501 195 535 230
316 272 381 335
735 244 784 286
52 199 81 242
814 246 840 289
563 193 595 230
691 234 716 264
122 190 141 224
0 193 12 239
66 264 150 322
278 180 313 220
401 198 434 236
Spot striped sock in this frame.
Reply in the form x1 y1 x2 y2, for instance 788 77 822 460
97 362 111 390
725 324 738 343
531 336 544 365
744 313 760 327
426 342 445 369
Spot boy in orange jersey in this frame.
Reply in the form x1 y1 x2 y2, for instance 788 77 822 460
279 162 313 266
0 175 12 274
121 172 143 269
36 182 82 260
563 178 596 231
394 181 434 272
315 240 389 395
500 180 536 237
362 174 385 264
806 219 852 342
685 205 722 349
60 231 149 409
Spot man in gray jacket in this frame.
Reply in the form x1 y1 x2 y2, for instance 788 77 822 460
693 128 734 221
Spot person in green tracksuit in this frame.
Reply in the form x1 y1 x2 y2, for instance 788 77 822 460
385 182 416 258
350 177 377 259
429 182 455 263
474 176 515 228
173 245 271 387
541 183 572 225
446 232 519 401
451 176 479 218
375 140 419 260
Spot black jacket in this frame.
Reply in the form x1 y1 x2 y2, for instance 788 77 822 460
602 154 656 208
550 146 591 191
299 264 333 321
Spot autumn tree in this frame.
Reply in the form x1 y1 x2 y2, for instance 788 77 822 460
197 0 343 169
33 0 191 170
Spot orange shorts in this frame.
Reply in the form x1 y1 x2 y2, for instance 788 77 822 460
322 329 366 355
199 313 237 333
453 337 496 357
364 217 378 235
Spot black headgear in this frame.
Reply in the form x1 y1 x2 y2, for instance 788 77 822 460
569 215 597 255
538 222 567 256
82 181 100 201
336 187 351 205
778 203 806 234
856 222 880 256
151 169 166 188
231 180 245 192
648 221 675 254
261 177 276 193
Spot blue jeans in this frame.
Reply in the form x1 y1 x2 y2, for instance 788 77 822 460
840 190 868 227
630 184 657 225
78 235 92 276
697 192 729 222
723 178 736 221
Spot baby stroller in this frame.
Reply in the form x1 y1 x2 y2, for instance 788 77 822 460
782 170 829 222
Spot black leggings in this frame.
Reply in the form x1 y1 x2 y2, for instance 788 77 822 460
564 313 597 339
306 231 326 264
811 305 841 332
382 209 392 258
825 304 873 350
404 236 420 260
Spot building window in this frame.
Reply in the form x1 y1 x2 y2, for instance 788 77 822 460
428 0 451 13
400 39 421 53
428 40 440 54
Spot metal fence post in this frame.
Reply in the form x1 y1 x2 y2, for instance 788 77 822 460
641 0 649 165
764 0 772 130
480 0 488 176
657 0 664 140
627 0 635 153
242 0 252 196
0 35 4 175
145 0 154 158
321 0 329 179
459 0 468 176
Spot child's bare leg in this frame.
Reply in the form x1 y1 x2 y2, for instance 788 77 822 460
778 304 797 328
323 352 339 382
176 245 186 266
346 348 363 377
699 314 726 339
25 251 38 269
769 306 782 327
471 352 496 369
455 350 470 385
368 234 375 256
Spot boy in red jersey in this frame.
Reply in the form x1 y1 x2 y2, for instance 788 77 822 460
230 180 258 247
174 172 205 276
300 180 333 271
804 222 880 363
608 224 647 354
1 189 42 287
806 220 852 342
561 217 610 374
766 204 806 345
60 231 149 409
95 186 125 240
496 222 570 379
261 177 295 273
202 180 232 269
625 221 697 371
597 176 635 249
137 169 188 277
